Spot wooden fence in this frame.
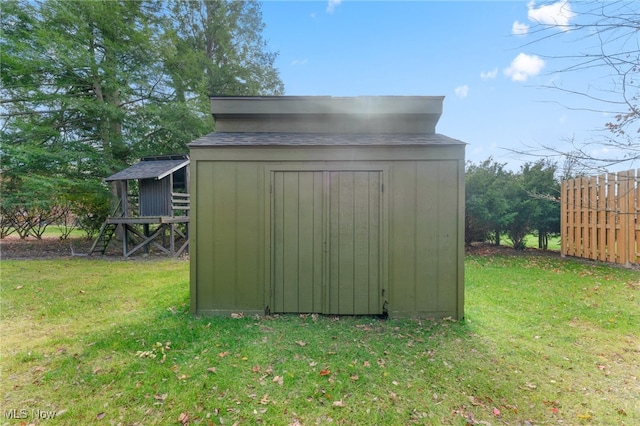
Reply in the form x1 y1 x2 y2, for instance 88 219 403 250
561 169 639 266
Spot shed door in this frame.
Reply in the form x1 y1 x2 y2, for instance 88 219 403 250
272 171 382 315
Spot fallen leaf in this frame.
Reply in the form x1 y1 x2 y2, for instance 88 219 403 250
79 290 86 294
577 413 592 420
178 412 189 425
295 340 307 347
260 394 269 405
252 365 261 373
231 312 244 319
154 393 168 401
273 375 283 385
93 366 102 374
468 395 483 406
218 351 230 358
309 361 318 367
389 392 398 403
206 367 217 373
363 361 371 367
15 285 23 290
350 374 359 381
332 400 346 407
319 369 331 376
96 412 106 420
33 366 46 373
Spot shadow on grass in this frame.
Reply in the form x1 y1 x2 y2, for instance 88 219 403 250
28 298 493 425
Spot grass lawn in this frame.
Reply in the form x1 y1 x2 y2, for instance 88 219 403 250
1 255 638 425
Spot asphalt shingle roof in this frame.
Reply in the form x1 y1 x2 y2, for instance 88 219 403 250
105 157 189 181
189 132 466 147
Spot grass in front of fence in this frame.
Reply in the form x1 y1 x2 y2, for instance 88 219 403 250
1 256 638 425
499 233 561 251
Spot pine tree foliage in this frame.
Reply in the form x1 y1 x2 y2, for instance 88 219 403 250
1 0 283 236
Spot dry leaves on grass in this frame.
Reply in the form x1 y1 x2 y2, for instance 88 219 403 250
178 412 189 425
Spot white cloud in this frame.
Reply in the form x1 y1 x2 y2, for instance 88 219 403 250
326 0 342 14
512 20 529 36
480 68 498 80
291 59 308 66
527 1 575 29
454 85 469 98
504 53 545 82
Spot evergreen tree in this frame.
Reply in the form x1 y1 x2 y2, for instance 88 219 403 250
1 0 283 234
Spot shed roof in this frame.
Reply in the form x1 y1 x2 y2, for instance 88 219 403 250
189 132 466 147
105 156 189 181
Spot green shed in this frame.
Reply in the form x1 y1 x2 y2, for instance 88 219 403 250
189 96 465 319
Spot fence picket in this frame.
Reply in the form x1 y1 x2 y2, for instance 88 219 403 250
597 174 606 262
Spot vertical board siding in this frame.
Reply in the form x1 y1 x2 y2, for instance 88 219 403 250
195 162 263 313
390 160 461 316
435 161 460 313
210 163 237 308
194 164 215 312
416 163 439 311
390 162 418 314
561 169 639 266
236 164 262 308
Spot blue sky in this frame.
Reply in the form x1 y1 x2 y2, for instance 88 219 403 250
260 1 631 171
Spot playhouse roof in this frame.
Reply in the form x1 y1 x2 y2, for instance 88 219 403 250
105 155 189 182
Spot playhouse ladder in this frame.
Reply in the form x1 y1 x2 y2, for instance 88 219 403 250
89 222 118 255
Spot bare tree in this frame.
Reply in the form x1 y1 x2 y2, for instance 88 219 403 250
521 0 639 172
